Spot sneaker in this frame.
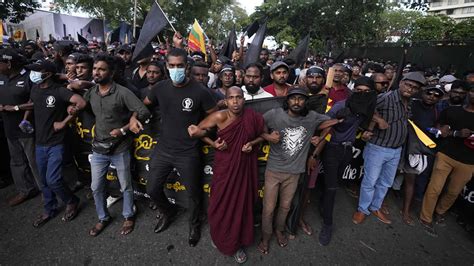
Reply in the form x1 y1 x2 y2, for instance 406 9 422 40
434 213 446 227
419 218 438 238
106 195 122 208
318 224 332 246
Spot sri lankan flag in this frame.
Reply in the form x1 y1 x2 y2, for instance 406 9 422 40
188 19 206 56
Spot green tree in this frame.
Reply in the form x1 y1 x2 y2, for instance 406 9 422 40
250 0 386 53
0 0 40 24
376 9 423 43
53 0 247 41
411 14 455 41
449 18 474 41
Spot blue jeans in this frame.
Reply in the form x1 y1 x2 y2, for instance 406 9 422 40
358 142 401 215
90 151 134 220
36 144 78 216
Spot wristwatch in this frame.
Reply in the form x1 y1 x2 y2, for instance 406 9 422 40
120 128 127 136
14 105 20 111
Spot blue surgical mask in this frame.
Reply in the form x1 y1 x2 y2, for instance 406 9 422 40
29 71 44 84
169 68 186 84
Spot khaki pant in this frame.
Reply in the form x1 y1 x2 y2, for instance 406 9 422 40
261 169 300 237
420 152 474 223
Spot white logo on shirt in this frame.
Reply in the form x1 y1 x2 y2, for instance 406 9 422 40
46 96 56 108
281 126 307 157
16 81 25 87
182 98 193 112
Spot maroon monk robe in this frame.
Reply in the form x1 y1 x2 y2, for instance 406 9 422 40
208 108 264 256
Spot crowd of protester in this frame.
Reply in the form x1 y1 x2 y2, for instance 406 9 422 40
0 33 473 264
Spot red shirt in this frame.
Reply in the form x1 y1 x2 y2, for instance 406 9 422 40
328 84 351 107
263 83 291 97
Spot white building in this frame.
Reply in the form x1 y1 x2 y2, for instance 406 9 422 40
428 0 474 21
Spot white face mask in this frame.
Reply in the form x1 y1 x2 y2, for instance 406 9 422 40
29 71 45 84
168 68 186 83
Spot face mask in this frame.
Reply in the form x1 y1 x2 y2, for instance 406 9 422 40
169 68 186 84
30 71 44 84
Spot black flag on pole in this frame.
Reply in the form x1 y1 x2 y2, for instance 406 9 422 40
244 20 259 37
87 26 92 35
36 29 40 39
77 32 88 45
244 22 266 67
132 1 169 62
287 35 310 68
220 26 237 59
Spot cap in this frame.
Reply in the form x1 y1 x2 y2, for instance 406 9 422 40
216 56 230 65
270 61 289 72
424 85 445 96
0 48 23 62
25 59 57 73
306 66 326 77
439 74 457 84
354 76 375 91
191 51 205 60
117 44 132 53
287 87 309 98
402 72 426 86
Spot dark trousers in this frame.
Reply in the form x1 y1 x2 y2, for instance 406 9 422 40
36 144 78 216
414 154 435 201
147 149 202 229
321 143 353 226
7 137 41 195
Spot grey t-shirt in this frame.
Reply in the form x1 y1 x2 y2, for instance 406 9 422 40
263 108 330 174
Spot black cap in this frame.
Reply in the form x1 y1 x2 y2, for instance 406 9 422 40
0 48 23 62
354 76 375 91
117 44 132 53
25 59 57 73
306 66 326 77
287 87 309 98
424 85 445 96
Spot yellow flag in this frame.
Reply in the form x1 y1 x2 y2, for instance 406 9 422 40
408 120 436 149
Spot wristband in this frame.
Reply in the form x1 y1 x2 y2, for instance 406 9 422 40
120 128 127 136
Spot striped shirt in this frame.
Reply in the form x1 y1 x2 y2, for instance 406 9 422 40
370 90 409 148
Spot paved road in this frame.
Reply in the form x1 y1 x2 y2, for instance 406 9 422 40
0 184 473 265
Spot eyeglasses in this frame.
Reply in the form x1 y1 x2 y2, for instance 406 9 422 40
403 81 420 91
425 91 442 97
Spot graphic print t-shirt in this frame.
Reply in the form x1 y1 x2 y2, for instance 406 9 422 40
147 79 216 155
30 84 73 146
263 108 329 174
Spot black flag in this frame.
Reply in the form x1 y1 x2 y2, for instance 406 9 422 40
36 29 40 39
87 26 92 35
110 27 120 43
77 32 88 45
244 20 259 37
244 22 266 67
287 35 310 68
132 1 169 62
220 26 237 59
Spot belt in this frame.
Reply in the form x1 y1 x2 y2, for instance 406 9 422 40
330 141 353 147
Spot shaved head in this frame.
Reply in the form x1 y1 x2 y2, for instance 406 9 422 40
225 86 244 98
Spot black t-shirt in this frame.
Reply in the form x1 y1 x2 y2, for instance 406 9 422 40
437 106 474 164
411 99 438 137
148 78 216 155
30 83 74 146
0 70 34 139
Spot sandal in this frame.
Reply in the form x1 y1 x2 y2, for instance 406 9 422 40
233 248 247 264
62 199 80 222
275 231 288 248
120 217 135 235
89 219 111 237
33 214 52 228
257 241 269 255
400 211 415 227
419 218 438 237
300 221 313 235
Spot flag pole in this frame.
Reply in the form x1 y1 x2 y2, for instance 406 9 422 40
133 0 137 39
153 0 177 33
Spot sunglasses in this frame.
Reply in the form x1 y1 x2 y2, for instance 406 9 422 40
425 91 442 97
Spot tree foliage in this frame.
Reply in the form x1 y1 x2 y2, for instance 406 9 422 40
449 18 474 41
0 0 40 24
376 9 423 43
250 0 387 52
53 0 247 42
411 14 455 42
